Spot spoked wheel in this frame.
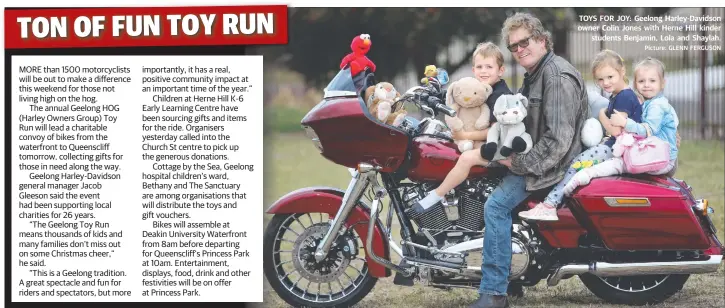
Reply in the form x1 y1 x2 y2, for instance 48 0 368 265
263 212 377 307
579 273 689 306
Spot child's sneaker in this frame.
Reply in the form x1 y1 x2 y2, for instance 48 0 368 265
411 191 443 214
518 202 559 221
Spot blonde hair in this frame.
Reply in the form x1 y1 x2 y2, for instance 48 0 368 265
635 91 645 103
632 57 667 98
500 12 553 52
633 56 666 81
591 49 629 84
471 42 505 68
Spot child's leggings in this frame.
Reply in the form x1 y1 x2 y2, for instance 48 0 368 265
562 157 678 196
543 144 614 208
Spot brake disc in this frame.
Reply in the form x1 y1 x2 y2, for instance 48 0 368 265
292 223 352 283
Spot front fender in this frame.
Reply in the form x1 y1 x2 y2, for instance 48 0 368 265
266 186 392 278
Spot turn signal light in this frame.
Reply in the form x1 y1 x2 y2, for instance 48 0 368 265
694 199 714 216
703 199 710 216
615 198 649 204
604 197 651 207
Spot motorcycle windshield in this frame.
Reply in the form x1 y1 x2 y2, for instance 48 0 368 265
324 68 366 98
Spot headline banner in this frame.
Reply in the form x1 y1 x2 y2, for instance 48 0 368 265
4 5 289 49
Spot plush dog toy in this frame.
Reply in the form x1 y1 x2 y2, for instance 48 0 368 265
364 82 406 126
444 77 493 152
481 93 534 161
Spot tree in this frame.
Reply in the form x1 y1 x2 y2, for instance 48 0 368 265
254 8 509 87
253 8 650 88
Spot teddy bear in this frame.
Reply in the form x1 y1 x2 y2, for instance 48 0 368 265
481 93 534 161
444 77 493 152
363 82 407 126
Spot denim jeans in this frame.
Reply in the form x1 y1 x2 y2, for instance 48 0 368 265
479 172 531 296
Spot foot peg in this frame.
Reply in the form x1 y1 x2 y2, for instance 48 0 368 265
393 259 415 286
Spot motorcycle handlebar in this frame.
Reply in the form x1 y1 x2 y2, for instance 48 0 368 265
400 86 455 117
435 103 456 117
422 95 456 117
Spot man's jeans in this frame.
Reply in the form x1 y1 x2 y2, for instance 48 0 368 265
479 172 531 296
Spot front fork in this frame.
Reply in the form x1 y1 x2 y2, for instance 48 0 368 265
313 164 411 275
313 167 371 262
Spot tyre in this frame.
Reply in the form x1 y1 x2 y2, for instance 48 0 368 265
579 273 689 306
263 213 378 307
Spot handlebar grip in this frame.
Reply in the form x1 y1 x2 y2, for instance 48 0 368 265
415 92 429 101
436 103 456 117
424 96 455 117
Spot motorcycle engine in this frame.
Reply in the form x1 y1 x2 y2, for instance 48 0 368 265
400 175 533 282
402 176 501 235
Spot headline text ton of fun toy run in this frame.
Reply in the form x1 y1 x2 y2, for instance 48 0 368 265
16 14 274 38
4 6 288 48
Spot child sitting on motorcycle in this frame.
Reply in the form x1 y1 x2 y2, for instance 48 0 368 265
518 49 644 221
561 56 679 195
413 42 513 214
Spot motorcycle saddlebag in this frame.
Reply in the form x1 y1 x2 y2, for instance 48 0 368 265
569 175 711 251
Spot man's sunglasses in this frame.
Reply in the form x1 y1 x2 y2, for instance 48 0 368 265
507 36 533 52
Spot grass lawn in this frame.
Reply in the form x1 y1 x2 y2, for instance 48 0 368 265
259 133 724 308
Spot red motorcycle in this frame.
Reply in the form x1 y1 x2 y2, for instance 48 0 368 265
263 68 723 307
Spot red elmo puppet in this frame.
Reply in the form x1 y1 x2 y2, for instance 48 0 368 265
339 34 376 76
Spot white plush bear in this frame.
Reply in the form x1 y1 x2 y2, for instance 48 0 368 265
581 117 604 148
481 93 533 161
581 90 607 148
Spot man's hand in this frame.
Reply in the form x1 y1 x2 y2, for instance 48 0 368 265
610 109 628 127
498 158 512 168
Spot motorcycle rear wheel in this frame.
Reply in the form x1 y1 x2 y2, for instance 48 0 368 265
263 213 378 307
579 273 689 306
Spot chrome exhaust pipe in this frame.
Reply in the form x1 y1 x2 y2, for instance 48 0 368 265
548 254 723 286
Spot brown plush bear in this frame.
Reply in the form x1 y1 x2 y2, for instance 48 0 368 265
364 82 407 126
444 77 493 152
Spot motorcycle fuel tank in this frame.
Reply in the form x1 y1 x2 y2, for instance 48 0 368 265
407 135 490 182
569 175 711 251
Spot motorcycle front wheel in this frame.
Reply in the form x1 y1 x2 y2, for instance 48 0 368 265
263 213 378 307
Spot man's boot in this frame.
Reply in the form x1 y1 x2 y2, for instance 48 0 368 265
468 293 509 308
507 283 524 298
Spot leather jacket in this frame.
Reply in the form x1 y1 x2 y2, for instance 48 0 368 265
509 51 589 191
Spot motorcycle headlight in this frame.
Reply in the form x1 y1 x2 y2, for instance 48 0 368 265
303 125 323 151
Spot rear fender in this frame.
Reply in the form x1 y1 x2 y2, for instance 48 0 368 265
266 186 392 278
